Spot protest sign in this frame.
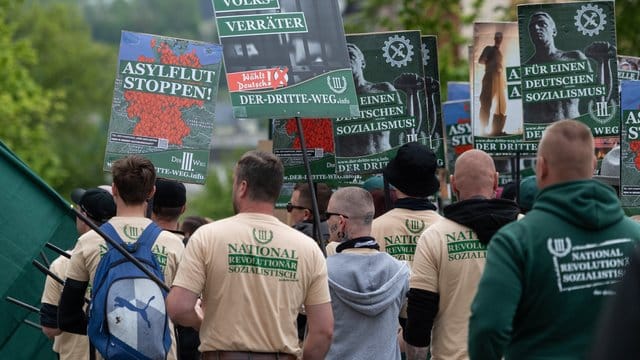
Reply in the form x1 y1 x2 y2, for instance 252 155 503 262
334 31 434 175
621 80 640 207
212 0 359 118
443 100 472 176
518 1 619 141
618 55 640 81
421 35 446 168
473 22 535 155
447 82 470 101
272 118 358 207
103 31 222 184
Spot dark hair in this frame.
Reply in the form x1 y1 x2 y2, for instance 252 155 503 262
235 151 284 203
180 215 209 245
500 181 517 201
153 178 186 221
293 182 332 215
153 206 184 222
370 189 397 218
111 155 156 205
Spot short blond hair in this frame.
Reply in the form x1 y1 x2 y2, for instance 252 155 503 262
538 120 594 181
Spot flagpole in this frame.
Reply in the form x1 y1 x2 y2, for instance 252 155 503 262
45 242 71 259
5 296 40 313
295 117 326 256
32 259 91 304
74 209 170 292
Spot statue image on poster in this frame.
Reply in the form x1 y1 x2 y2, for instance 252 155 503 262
518 2 619 141
334 31 432 175
421 35 446 169
478 31 507 136
337 42 398 157
473 22 535 155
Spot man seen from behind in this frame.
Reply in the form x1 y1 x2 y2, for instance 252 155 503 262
325 187 409 360
57 155 185 360
468 120 640 359
167 150 333 360
404 150 519 360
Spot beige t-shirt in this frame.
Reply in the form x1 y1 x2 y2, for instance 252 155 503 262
325 241 339 256
65 217 185 360
410 217 487 360
372 208 442 268
41 254 90 360
172 213 330 357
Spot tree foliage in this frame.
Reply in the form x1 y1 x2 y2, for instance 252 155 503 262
185 148 254 221
82 0 205 45
610 0 638 56
0 0 66 183
12 2 118 196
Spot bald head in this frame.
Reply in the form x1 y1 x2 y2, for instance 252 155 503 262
452 149 497 200
327 187 374 228
536 120 595 189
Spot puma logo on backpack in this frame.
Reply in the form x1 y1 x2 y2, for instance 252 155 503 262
88 222 171 360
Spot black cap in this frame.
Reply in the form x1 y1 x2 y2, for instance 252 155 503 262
71 188 117 223
153 178 186 208
382 142 439 197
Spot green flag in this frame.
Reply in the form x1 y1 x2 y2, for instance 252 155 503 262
0 141 77 359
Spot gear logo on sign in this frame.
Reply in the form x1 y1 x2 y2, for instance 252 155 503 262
421 43 430 67
382 35 414 68
574 4 606 37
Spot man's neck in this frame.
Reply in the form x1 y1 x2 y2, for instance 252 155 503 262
535 42 557 57
115 203 148 218
238 202 275 216
154 219 179 231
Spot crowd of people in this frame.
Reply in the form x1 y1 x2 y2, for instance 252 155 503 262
38 119 640 360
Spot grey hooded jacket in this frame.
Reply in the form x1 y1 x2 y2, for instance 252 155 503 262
326 250 410 360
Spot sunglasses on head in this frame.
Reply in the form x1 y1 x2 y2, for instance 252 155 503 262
286 202 308 213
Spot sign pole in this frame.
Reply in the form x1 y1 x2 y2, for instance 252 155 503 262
295 117 326 256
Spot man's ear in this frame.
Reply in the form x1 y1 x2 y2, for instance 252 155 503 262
537 155 548 184
450 174 459 197
303 208 312 221
237 180 248 198
148 185 156 201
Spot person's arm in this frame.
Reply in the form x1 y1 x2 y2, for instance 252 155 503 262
57 278 89 334
479 46 490 64
40 303 61 339
41 325 62 339
468 232 523 360
167 286 202 330
405 344 429 360
404 288 439 351
302 302 333 360
404 229 440 358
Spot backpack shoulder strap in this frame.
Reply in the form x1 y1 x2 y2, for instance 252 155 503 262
99 222 125 249
135 222 163 252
